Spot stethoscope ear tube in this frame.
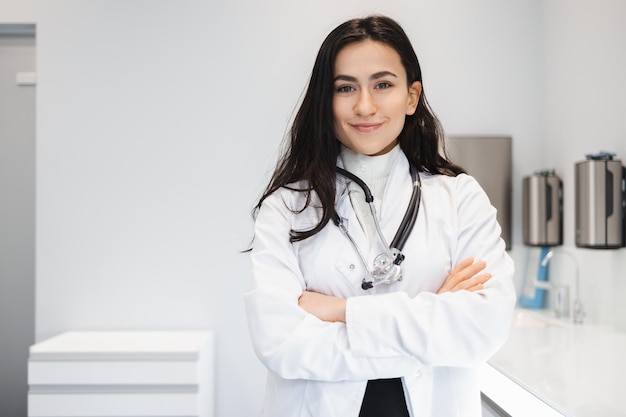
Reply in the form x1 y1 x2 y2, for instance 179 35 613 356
336 167 374 202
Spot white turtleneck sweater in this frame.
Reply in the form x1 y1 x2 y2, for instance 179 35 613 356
339 144 400 245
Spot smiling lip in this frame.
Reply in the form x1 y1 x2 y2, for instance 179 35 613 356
351 122 383 133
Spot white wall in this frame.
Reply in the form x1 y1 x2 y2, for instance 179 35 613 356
35 1 267 414
0 0 617 416
538 0 626 330
0 0 35 22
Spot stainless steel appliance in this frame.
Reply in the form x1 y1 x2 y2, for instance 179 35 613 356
575 152 626 249
523 170 563 246
447 136 512 249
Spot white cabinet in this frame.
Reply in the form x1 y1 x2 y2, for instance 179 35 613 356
28 331 214 417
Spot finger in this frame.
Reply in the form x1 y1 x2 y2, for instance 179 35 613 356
452 272 492 292
466 283 484 292
448 257 474 276
446 260 487 289
479 272 493 284
461 260 487 278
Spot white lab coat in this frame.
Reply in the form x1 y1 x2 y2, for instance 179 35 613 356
245 151 516 417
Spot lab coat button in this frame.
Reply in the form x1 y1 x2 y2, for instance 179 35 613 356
349 264 355 270
414 369 421 377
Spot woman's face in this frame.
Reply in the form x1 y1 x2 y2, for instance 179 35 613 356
332 40 421 156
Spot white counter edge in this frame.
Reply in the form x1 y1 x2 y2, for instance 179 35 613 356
479 362 567 417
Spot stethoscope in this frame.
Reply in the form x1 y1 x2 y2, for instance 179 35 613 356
333 164 421 290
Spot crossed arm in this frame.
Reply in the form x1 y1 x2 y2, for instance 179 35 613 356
298 257 491 323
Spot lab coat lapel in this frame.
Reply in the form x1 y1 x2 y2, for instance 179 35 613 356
334 179 370 291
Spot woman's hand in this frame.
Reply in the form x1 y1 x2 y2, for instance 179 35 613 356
298 291 346 323
437 257 492 294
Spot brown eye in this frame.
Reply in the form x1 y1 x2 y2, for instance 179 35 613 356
336 85 356 93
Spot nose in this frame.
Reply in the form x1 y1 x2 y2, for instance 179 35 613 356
355 90 376 116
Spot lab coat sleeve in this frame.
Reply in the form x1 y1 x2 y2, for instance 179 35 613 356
345 174 516 367
244 188 420 381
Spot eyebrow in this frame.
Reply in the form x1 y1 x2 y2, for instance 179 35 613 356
334 71 398 83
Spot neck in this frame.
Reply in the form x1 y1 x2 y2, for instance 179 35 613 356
340 144 400 187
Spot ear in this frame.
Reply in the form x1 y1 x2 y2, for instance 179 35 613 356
406 81 422 116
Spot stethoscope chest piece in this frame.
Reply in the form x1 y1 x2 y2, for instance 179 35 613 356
363 252 403 289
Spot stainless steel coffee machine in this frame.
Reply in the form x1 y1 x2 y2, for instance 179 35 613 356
575 152 626 249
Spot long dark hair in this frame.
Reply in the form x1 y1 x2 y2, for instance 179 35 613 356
254 15 464 242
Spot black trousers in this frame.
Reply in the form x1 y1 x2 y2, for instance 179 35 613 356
358 378 410 417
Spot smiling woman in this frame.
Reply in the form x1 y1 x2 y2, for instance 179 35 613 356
332 40 421 156
245 15 516 417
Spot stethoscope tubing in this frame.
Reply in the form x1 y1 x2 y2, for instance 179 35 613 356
334 163 421 289
390 163 421 254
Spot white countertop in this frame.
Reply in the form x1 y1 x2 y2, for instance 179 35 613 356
487 308 626 417
30 331 214 361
